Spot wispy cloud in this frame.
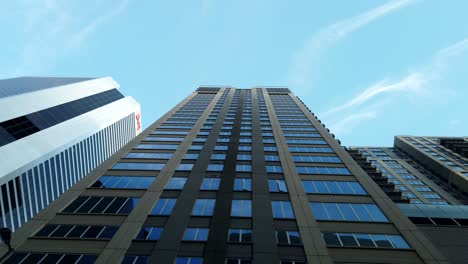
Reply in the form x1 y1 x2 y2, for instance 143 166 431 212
329 110 377 136
289 0 416 87
324 37 468 138
12 0 130 75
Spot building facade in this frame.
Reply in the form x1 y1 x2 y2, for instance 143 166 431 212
1 87 448 264
0 77 141 231
349 136 468 264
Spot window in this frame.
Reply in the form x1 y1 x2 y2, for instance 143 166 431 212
215 145 229 151
228 229 252 242
4 253 97 264
125 152 173 159
231 200 252 217
238 145 252 151
237 154 252 161
276 230 302 245
177 164 194 171
266 165 283 173
145 137 184 142
269 180 288 193
302 180 367 195
151 198 177 215
211 154 227 160
226 259 253 264
122 255 149 264
176 257 204 264
264 155 280 161
310 203 388 222
280 261 306 264
63 196 140 214
236 164 252 172
292 155 341 163
91 176 156 189
201 178 221 191
35 225 118 239
271 201 295 219
136 144 179 150
207 164 224 171
112 163 165 171
296 166 351 175
288 147 333 153
183 228 209 241
135 227 163 240
184 154 199 160
322 232 410 249
234 178 252 191
192 199 216 216
264 146 277 152
165 178 187 190
190 145 204 150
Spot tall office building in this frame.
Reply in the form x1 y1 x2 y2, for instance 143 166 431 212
0 77 141 231
348 136 468 263
1 87 449 264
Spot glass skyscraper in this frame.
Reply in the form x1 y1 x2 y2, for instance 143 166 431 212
0 87 452 264
0 77 141 231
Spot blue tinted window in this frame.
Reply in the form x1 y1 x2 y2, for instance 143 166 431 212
200 178 220 191
165 178 187 190
231 200 252 217
177 164 194 171
125 152 173 159
211 154 226 160
238 145 252 151
183 228 209 241
192 199 215 216
189 145 203 150
92 176 156 189
236 164 252 172
145 137 184 142
237 154 252 161
207 164 224 171
135 227 163 240
271 201 295 219
264 155 280 161
234 178 251 191
184 154 199 160
269 180 288 193
176 257 204 264
151 199 176 215
112 163 165 171
135 144 179 150
292 155 342 163
266 165 283 173
215 145 229 151
296 166 351 175
310 203 388 222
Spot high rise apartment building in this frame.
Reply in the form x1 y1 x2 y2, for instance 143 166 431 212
0 77 141 231
1 87 449 264
348 136 468 264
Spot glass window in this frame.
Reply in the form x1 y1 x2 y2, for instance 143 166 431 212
192 199 216 216
207 164 224 171
211 154 227 160
236 164 252 172
183 228 209 241
238 145 252 151
176 257 204 264
321 232 410 249
234 178 252 191
125 152 173 159
92 176 156 189
231 200 252 217
112 163 165 171
266 165 283 173
136 144 179 150
165 177 187 190
276 230 302 245
228 229 252 243
301 180 367 195
151 198 177 215
269 180 288 193
226 259 253 264
200 178 220 191
271 201 295 219
177 164 194 171
237 154 252 161
310 203 388 222
135 227 163 240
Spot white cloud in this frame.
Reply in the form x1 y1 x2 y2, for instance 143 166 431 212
322 37 468 138
289 0 416 87
328 111 377 136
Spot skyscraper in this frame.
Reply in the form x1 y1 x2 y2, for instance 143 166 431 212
0 77 141 231
1 87 449 264
348 136 468 263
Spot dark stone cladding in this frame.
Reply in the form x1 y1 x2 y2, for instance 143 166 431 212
147 89 235 263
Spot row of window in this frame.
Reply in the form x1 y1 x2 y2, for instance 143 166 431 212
322 232 410 249
35 224 118 239
122 256 305 264
311 202 388 222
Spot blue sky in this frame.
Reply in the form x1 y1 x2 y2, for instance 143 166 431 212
1 0 467 146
